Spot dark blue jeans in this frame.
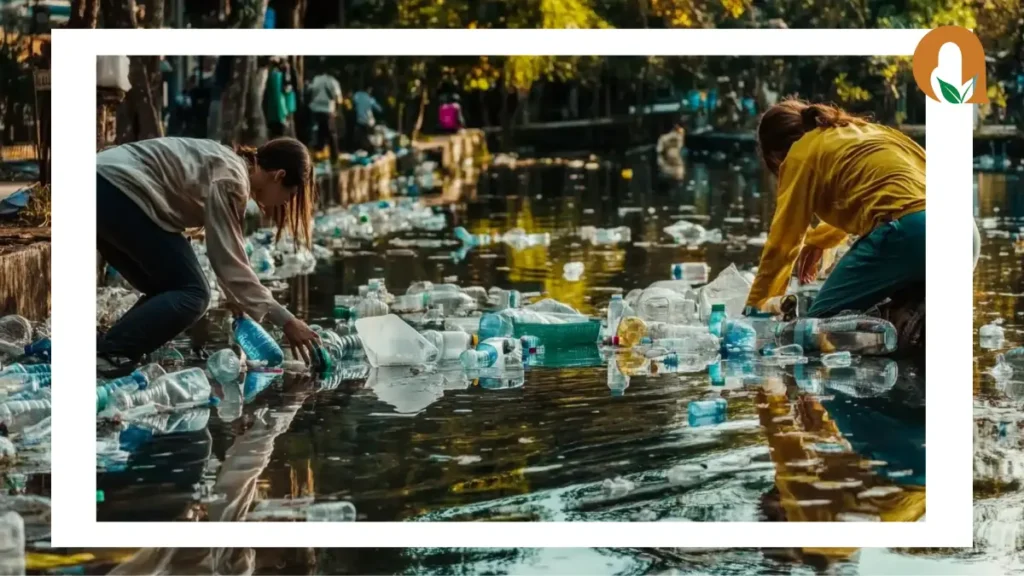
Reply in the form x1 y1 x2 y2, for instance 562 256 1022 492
97 173 211 361
809 210 926 317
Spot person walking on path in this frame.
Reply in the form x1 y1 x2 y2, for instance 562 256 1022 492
95 137 321 376
745 100 927 318
307 69 343 160
352 87 383 151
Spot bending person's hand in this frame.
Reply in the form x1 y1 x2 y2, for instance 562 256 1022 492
795 245 823 284
282 318 320 366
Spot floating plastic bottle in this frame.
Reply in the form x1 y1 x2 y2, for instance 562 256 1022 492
454 226 492 247
393 290 477 315
580 225 631 245
775 316 897 356
334 297 390 322
0 366 51 398
478 312 514 341
421 305 446 330
96 363 166 412
563 262 584 282
233 317 285 367
708 303 727 338
606 294 625 338
664 220 708 246
0 511 24 576
0 399 49 425
490 288 522 311
721 319 757 354
305 501 358 522
207 349 242 384
249 246 276 278
990 354 1013 382
635 288 698 325
406 280 435 295
110 367 211 412
501 228 551 249
459 338 520 370
671 262 710 284
422 330 478 362
688 397 727 427
648 333 721 365
646 321 710 340
761 343 807 366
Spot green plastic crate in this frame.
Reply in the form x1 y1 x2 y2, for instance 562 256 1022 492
513 319 602 348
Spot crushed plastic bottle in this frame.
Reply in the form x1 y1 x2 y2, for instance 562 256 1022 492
207 349 242 384
355 314 439 367
96 363 166 412
990 354 1013 382
775 316 897 356
664 220 708 246
422 330 477 362
0 315 33 359
980 321 1006 348
601 476 636 498
697 264 751 320
233 317 285 367
563 262 585 282
249 246 276 279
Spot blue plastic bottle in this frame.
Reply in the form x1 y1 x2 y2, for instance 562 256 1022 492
688 397 727 427
708 303 726 338
23 338 50 361
233 317 284 367
478 312 514 341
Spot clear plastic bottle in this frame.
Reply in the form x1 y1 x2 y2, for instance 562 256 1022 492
459 337 519 369
670 262 710 284
775 316 898 355
606 295 625 338
501 228 551 249
96 363 166 412
207 349 242 384
249 246 276 277
0 315 32 347
722 319 757 354
112 367 211 412
651 333 721 362
422 330 477 362
0 510 24 576
305 501 357 522
454 226 491 247
0 399 50 425
646 322 709 340
233 317 285 367
636 290 698 325
422 305 446 330
406 280 435 295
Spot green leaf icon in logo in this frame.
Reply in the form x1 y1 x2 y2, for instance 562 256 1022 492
937 77 962 104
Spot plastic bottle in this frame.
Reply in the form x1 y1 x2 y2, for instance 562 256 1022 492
762 343 806 366
775 316 897 356
646 322 709 340
650 333 721 362
581 226 631 245
490 289 522 310
305 501 357 522
479 312 514 341
670 262 710 284
687 397 727 427
459 338 519 369
96 363 166 412
394 291 477 315
0 369 51 397
721 319 757 354
207 349 242 384
249 246 276 277
0 511 24 576
821 351 852 368
406 280 435 295
422 330 478 362
233 317 285 367
0 399 50 425
0 316 32 347
111 367 211 411
606 294 625 338
244 368 284 402
335 297 390 322
501 228 551 249
708 303 727 338
0 364 50 378
454 226 491 247
636 289 698 325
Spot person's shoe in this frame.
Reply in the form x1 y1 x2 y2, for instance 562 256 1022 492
96 355 137 379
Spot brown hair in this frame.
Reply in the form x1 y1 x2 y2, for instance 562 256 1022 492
756 99 869 175
236 138 317 248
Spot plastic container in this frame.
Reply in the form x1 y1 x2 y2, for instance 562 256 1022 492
355 314 439 367
607 294 625 338
233 317 285 367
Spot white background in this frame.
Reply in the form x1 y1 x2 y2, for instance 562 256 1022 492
51 28 972 548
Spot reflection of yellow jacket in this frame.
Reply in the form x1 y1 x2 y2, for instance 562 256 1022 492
756 382 925 561
747 124 926 308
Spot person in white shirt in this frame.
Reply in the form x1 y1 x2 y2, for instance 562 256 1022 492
95 137 321 376
306 70 343 160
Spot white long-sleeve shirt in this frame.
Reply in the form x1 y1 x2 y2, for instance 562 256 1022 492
97 137 294 326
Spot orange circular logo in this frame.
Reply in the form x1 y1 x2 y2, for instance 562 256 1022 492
912 26 988 104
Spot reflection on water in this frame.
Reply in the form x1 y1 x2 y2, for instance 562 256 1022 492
89 155 935 574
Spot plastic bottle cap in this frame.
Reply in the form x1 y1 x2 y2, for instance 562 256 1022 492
96 490 105 503
611 294 623 300
96 387 109 412
711 304 726 313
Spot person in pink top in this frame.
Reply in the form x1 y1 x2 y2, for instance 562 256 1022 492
95 136 321 376
437 92 465 134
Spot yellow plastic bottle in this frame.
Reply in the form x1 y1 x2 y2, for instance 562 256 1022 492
615 316 648 347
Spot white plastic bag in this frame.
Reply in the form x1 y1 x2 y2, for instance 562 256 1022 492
97 56 131 92
698 264 752 320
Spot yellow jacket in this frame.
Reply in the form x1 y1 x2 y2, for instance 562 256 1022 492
746 123 926 308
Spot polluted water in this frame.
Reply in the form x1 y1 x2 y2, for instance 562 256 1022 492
92 150 924 568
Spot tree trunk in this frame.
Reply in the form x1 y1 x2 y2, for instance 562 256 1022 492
337 0 346 27
243 59 269 145
69 0 100 28
220 57 251 145
412 88 427 140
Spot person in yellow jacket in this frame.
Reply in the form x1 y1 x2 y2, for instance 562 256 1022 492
745 100 926 317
